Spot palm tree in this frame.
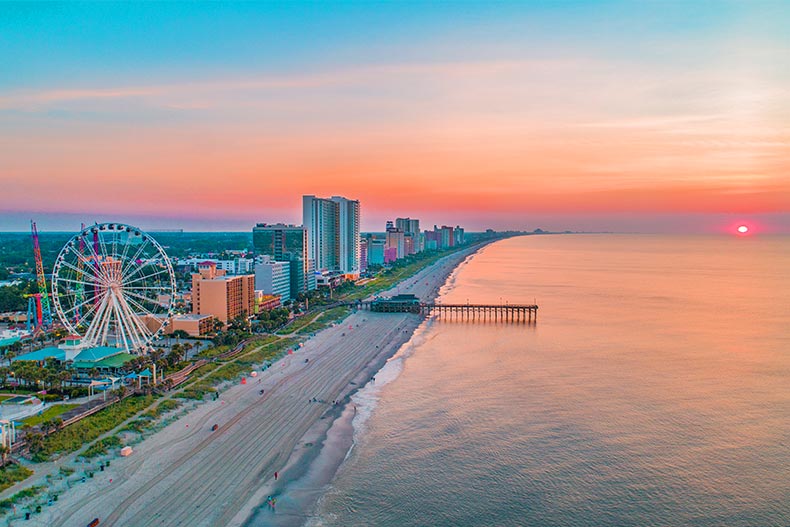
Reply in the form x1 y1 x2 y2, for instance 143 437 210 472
26 431 44 455
0 444 9 468
58 370 72 391
182 343 193 361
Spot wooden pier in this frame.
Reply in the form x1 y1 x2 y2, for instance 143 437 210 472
352 299 538 323
420 303 537 323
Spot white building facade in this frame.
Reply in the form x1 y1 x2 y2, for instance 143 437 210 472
303 195 361 276
254 257 291 303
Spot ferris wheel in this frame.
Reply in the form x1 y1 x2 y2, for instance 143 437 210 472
51 223 177 353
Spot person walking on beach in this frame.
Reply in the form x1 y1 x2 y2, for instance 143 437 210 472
274 471 278 480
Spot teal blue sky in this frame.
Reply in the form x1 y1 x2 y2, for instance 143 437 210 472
3 1 773 89
1 1 788 233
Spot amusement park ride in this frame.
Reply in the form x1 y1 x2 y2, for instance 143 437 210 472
25 221 53 334
29 222 177 354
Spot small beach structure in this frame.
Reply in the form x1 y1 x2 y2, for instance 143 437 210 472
370 294 421 313
11 345 135 375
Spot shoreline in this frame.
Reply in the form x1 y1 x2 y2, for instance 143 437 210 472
21 242 493 527
240 246 484 527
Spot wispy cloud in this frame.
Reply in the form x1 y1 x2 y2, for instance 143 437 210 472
0 59 576 110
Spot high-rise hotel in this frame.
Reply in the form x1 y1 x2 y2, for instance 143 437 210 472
302 195 361 277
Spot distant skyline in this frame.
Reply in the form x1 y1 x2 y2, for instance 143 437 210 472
2 1 789 233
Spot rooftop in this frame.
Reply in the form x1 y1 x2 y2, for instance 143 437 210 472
174 313 214 321
253 223 303 229
73 352 135 370
12 347 65 362
201 275 253 282
0 337 21 349
149 313 212 321
73 346 124 362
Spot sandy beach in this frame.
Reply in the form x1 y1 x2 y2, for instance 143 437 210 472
23 244 484 527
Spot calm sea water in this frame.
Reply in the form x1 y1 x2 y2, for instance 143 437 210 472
309 234 790 527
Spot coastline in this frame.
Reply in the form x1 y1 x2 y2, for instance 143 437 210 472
23 241 493 527
240 246 483 527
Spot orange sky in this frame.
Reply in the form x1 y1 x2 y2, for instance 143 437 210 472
1 3 789 232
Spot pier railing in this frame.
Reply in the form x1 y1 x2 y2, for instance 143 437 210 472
351 301 538 323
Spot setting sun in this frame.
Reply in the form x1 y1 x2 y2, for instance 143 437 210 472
737 225 749 234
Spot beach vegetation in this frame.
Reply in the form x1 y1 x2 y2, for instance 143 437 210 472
0 463 32 493
119 418 151 434
81 435 122 459
0 484 45 512
143 399 181 418
32 395 155 461
294 306 350 334
277 312 319 334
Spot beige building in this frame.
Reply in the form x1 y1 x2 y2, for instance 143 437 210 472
143 313 216 337
192 262 255 324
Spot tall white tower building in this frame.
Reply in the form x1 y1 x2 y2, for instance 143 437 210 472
302 195 361 276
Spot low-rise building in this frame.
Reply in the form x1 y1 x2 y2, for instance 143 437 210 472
254 257 291 303
191 262 255 324
315 270 345 289
11 345 136 375
371 294 421 313
255 293 281 311
70 347 136 375
143 313 215 337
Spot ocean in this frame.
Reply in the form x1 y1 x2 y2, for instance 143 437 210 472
309 234 790 527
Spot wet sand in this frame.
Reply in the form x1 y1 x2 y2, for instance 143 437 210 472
30 244 486 527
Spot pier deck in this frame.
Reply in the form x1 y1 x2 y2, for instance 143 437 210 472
352 300 538 323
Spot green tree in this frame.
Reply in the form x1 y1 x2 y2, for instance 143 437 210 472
0 444 9 468
170 329 190 342
26 431 44 454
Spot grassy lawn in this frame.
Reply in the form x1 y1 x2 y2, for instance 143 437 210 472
277 312 320 334
0 395 11 403
296 306 351 335
21 404 79 427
